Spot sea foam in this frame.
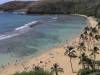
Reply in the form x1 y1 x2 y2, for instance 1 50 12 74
0 34 19 40
0 21 39 40
15 21 38 31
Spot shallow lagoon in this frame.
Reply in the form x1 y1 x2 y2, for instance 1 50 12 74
0 13 86 66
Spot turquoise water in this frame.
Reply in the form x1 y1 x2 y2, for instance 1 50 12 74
0 13 86 66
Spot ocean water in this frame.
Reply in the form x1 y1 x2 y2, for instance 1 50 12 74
0 13 86 66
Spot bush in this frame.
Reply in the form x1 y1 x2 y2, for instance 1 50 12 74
14 69 52 75
77 69 100 75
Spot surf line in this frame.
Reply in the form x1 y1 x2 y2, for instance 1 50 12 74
0 21 40 41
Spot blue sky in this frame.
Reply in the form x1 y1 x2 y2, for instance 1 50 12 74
0 0 38 4
0 0 10 4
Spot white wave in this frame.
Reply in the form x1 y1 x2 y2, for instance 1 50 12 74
15 21 39 31
15 25 28 31
0 33 19 41
24 21 38 26
0 21 39 41
52 16 58 20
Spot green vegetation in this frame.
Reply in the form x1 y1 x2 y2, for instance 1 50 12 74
14 68 52 75
13 64 64 75
0 1 39 12
1 0 100 75
1 0 100 18
14 14 100 75
77 69 100 75
76 20 100 75
51 63 64 75
64 18 100 75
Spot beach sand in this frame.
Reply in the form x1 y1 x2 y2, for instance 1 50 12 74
0 15 99 75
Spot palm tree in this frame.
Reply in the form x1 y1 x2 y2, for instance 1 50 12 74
79 52 87 69
84 26 99 50
51 63 64 75
97 21 100 29
90 27 99 46
83 31 88 36
83 27 97 50
90 46 99 60
34 66 43 71
79 53 95 70
91 27 98 35
90 46 99 70
95 34 100 41
69 56 74 73
77 42 86 53
88 32 95 49
64 46 77 73
84 26 90 32
65 46 77 58
83 31 89 41
80 34 86 43
80 34 84 40
80 31 90 50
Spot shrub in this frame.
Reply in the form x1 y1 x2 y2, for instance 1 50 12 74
77 69 100 75
14 69 52 75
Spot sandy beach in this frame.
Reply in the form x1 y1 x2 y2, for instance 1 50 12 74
0 15 99 75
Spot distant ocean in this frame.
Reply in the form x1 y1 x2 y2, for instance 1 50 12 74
0 13 86 66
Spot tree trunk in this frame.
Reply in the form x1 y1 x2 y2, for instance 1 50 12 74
93 53 96 70
70 57 74 73
55 71 58 75
82 62 85 69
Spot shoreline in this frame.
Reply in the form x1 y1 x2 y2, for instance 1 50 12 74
0 15 98 75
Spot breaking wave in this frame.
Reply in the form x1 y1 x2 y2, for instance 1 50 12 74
0 21 39 40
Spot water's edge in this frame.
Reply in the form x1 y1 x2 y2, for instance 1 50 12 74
0 14 86 67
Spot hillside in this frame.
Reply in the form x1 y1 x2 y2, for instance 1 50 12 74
0 1 39 11
0 0 100 18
